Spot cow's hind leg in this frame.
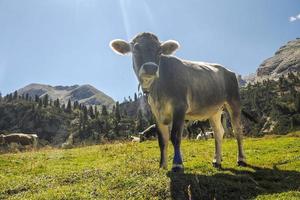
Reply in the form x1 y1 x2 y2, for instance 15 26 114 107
209 111 224 169
226 101 247 166
157 123 169 169
171 109 185 172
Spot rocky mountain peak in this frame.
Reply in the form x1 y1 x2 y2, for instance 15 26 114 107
256 38 300 80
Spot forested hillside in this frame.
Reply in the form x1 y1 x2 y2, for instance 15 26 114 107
0 92 150 145
1 72 300 146
241 72 300 135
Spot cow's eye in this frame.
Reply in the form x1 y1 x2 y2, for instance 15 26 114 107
133 43 140 51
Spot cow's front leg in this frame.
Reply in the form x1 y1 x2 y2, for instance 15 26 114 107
171 109 185 172
157 123 169 169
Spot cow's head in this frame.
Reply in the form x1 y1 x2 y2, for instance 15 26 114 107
110 32 179 91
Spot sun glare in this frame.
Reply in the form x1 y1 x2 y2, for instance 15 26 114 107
118 0 155 40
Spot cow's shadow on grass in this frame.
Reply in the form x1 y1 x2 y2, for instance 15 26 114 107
167 164 300 200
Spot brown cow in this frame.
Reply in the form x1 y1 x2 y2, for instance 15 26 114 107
0 133 38 148
110 32 246 171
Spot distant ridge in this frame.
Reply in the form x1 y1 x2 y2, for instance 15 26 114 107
17 83 115 109
246 38 300 83
256 38 300 79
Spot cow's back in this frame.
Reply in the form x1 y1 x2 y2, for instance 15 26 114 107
157 56 239 120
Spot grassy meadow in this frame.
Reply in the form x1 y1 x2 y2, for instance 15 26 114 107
0 133 300 200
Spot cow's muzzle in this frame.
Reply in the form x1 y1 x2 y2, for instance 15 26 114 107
139 62 159 93
139 62 159 77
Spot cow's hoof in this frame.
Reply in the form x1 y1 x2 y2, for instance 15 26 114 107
212 162 222 169
171 164 184 173
159 165 168 170
172 167 184 173
237 161 247 167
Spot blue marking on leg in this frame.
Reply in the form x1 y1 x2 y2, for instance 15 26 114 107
173 146 183 164
172 146 184 172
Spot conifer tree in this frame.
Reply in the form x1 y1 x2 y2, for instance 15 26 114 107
83 105 88 130
25 93 29 101
38 99 43 108
73 101 79 109
43 94 49 107
35 95 39 103
54 98 60 108
101 105 108 116
66 99 72 113
79 112 84 131
134 93 138 101
8 93 13 102
88 106 95 119
13 91 18 100
111 105 115 116
115 101 121 122
95 106 99 118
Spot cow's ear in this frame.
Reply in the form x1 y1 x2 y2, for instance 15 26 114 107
161 40 180 55
110 39 131 55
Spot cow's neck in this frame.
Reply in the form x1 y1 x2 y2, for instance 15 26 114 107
146 79 160 102
139 77 158 95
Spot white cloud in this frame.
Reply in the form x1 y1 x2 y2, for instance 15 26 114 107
289 13 300 22
290 16 297 22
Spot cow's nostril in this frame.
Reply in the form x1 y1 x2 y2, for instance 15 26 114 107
143 63 158 75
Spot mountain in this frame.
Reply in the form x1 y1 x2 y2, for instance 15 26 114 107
242 73 256 83
255 38 300 81
18 83 115 109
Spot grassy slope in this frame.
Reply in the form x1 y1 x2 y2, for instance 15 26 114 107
0 133 300 200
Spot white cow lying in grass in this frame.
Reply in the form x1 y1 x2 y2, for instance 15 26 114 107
0 133 38 148
196 131 214 140
131 136 140 143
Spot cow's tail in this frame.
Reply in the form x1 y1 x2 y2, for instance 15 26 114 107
241 109 258 123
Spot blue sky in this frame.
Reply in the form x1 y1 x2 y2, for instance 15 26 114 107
0 0 299 101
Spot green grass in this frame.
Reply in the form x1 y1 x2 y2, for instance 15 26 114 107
0 134 300 200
